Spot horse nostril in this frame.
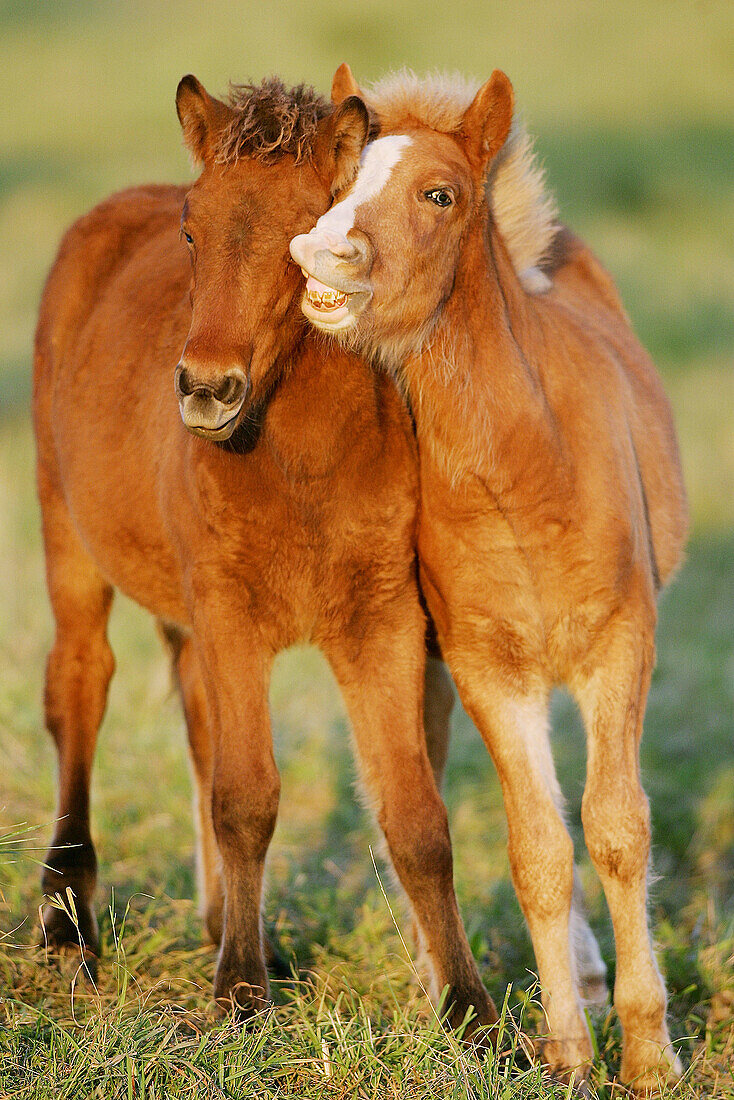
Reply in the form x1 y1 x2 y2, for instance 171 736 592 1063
343 232 370 270
326 234 358 260
175 364 195 397
216 370 247 406
175 363 247 407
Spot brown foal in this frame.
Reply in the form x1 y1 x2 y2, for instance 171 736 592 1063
32 75 495 1027
291 66 688 1090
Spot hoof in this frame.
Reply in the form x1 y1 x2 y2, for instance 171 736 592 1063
214 950 271 1022
41 934 99 984
441 983 500 1045
536 1060 593 1098
537 1035 594 1093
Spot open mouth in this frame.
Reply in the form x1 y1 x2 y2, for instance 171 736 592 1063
305 276 348 312
300 273 354 327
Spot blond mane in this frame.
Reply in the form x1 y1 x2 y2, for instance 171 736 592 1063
364 70 558 292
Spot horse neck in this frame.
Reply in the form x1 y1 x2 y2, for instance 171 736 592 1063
404 208 559 484
263 340 377 479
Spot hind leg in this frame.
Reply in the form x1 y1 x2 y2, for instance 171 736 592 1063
571 867 608 1008
39 492 114 958
410 656 455 963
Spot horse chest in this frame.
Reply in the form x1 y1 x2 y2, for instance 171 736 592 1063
180 448 411 647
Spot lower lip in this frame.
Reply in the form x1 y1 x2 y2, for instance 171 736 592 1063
181 407 242 439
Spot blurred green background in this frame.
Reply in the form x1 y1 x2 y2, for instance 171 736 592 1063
0 0 732 1091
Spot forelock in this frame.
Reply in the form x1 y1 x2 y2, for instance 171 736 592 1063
364 69 478 134
215 77 329 165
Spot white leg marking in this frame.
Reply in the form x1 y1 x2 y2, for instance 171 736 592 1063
510 696 564 810
512 697 608 1004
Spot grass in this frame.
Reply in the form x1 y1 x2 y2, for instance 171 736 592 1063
1 1 733 1096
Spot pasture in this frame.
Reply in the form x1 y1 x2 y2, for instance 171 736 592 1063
1 2 732 1096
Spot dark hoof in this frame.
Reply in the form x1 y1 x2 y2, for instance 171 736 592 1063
45 941 99 984
214 949 271 1022
541 1062 593 1098
40 843 99 964
40 921 99 984
560 1072 592 1098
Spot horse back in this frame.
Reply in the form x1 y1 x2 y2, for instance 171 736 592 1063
34 185 186 392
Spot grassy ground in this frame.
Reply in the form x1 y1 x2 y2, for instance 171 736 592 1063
1 1 733 1096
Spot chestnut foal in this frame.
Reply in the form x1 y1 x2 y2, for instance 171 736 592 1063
291 67 688 1089
33 75 494 1027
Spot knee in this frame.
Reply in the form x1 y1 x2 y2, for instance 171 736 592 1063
582 782 650 882
45 635 115 738
48 632 115 684
212 768 280 861
508 816 574 919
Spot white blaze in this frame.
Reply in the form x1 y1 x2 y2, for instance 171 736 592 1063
315 134 412 238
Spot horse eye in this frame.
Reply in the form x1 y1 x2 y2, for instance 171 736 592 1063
425 189 453 208
182 230 194 246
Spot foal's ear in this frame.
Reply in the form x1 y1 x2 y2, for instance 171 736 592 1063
314 96 369 194
176 74 232 164
460 70 514 171
331 62 363 105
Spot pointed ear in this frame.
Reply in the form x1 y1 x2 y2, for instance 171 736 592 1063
331 62 363 105
460 70 514 172
313 96 369 194
176 74 232 164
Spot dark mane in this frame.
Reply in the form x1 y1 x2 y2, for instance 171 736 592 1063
215 77 329 165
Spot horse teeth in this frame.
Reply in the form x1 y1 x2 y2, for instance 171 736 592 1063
306 288 348 311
